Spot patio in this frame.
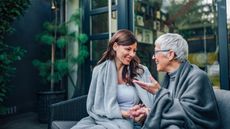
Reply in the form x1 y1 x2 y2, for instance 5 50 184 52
0 112 47 129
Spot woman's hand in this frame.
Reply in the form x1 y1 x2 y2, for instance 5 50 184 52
121 105 147 120
121 110 131 119
129 104 150 124
133 76 161 94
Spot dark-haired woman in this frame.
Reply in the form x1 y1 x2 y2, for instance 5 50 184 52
71 29 153 129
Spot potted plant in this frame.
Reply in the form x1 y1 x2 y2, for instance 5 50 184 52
32 6 88 123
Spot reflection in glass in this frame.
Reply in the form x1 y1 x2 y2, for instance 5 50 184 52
91 11 117 34
134 0 220 88
91 13 108 34
91 40 108 63
134 0 166 44
172 1 219 88
91 0 117 9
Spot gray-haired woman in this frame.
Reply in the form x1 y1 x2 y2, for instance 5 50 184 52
132 33 220 129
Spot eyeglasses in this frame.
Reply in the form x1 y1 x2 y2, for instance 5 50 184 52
154 49 170 55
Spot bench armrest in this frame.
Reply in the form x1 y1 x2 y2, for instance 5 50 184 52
48 95 88 129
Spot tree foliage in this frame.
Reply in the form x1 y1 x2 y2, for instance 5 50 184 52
0 0 30 114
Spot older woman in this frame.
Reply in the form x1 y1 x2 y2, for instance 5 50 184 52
70 29 154 129
132 33 220 129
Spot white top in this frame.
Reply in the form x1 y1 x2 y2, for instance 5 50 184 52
117 84 140 111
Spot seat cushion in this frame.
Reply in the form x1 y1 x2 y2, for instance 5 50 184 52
51 121 77 129
214 89 230 129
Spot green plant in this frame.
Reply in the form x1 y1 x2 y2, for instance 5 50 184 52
0 0 30 114
33 9 88 92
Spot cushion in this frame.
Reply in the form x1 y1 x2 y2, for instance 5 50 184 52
214 89 230 129
51 121 77 129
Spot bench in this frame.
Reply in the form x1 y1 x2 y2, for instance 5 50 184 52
49 89 230 129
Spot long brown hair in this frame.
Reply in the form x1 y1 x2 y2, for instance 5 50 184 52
97 29 144 85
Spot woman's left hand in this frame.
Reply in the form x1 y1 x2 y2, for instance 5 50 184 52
133 76 161 94
121 110 131 119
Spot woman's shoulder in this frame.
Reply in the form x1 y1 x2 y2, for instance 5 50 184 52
137 64 151 75
190 64 206 75
93 62 104 71
188 64 209 80
92 60 109 73
138 64 149 71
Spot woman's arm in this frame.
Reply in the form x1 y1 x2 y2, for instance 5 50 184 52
133 76 161 94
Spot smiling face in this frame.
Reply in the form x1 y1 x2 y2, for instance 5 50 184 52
152 44 171 72
113 42 137 66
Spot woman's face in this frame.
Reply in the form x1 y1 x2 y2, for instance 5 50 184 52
113 42 137 65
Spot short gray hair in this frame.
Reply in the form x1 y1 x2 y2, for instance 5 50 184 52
155 33 188 62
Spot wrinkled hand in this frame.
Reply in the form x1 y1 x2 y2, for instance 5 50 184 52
133 76 161 94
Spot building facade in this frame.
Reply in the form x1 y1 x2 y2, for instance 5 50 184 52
2 0 229 116
67 0 230 96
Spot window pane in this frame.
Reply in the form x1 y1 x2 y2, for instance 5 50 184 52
91 40 108 62
91 13 108 34
134 0 220 88
91 11 117 34
177 1 219 88
134 0 156 44
91 0 117 9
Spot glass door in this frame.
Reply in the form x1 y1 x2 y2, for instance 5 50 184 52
82 0 131 91
84 0 118 68
83 0 157 83
133 0 222 88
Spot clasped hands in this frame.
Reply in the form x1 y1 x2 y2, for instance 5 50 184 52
122 104 150 124
121 76 160 123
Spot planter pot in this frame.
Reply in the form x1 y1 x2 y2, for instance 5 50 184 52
37 90 65 123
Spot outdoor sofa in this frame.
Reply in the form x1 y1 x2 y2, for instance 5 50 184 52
49 89 230 129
